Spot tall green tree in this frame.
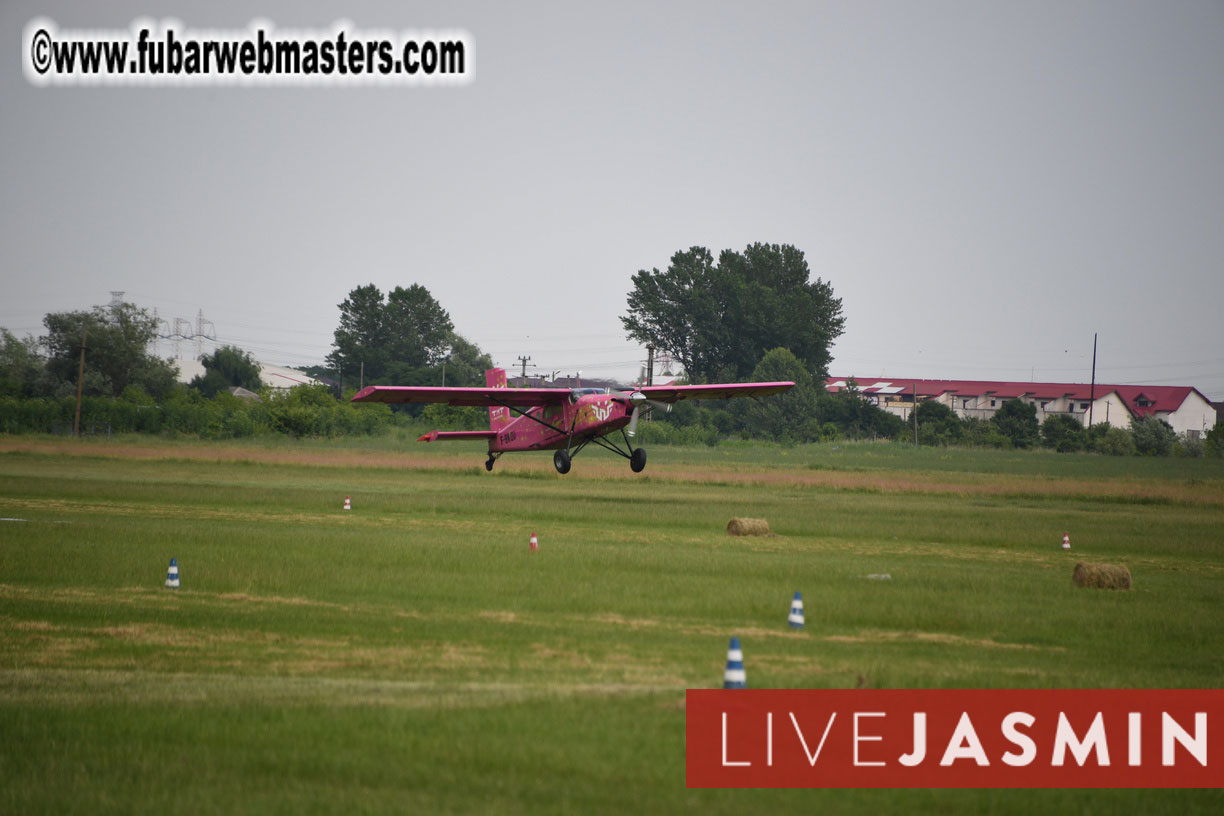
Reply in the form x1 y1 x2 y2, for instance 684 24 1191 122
441 334 495 387
622 243 844 383
991 399 1040 448
326 284 455 384
740 347 819 442
190 345 263 398
41 302 178 398
0 329 44 398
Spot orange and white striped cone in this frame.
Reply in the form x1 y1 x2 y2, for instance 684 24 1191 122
344 496 351 511
529 532 539 552
1062 532 1070 550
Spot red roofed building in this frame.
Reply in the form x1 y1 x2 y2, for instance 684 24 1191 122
827 377 1216 439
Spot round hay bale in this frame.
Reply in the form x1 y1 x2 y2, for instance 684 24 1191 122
727 518 771 537
1072 561 1132 590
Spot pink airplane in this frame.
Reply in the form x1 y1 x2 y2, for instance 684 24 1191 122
351 368 793 474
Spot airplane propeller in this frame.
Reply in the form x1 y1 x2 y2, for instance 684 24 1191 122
623 390 671 438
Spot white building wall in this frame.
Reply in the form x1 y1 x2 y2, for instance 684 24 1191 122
1156 391 1216 437
1081 393 1131 429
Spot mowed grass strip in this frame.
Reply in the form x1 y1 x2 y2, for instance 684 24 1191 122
1 439 1223 814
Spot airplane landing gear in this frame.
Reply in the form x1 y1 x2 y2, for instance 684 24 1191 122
553 449 572 475
485 455 496 472
630 447 647 473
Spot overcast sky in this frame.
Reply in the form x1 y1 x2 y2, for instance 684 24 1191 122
4 1 1223 397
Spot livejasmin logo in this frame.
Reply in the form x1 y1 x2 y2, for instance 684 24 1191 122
686 689 1223 788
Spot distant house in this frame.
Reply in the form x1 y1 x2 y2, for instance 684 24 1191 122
175 359 322 391
827 378 1217 439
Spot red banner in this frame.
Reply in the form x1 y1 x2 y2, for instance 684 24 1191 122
686 689 1223 788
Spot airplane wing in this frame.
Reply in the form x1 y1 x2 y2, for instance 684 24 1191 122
630 381 794 404
351 385 572 407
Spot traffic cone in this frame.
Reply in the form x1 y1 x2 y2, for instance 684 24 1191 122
724 637 747 689
1062 532 1071 551
788 591 805 629
165 557 180 589
529 532 538 552
344 496 351 511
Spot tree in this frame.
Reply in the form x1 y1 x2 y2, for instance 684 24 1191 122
740 347 819 442
1095 426 1136 456
190 345 263 398
1131 415 1177 456
40 302 178 399
326 284 454 385
1205 421 1224 459
912 400 963 445
991 399 1039 448
622 243 844 383
0 329 43 398
440 334 494 387
815 379 906 440
1041 413 1086 452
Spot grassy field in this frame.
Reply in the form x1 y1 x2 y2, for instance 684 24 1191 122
1 434 1222 814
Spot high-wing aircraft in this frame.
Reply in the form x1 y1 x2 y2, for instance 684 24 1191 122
351 368 794 474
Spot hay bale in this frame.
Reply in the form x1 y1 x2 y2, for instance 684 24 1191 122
727 518 771 537
1072 561 1132 590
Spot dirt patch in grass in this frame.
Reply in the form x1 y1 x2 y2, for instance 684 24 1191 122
825 629 1061 651
585 612 660 630
10 620 60 631
479 610 521 624
0 668 679 709
217 592 345 609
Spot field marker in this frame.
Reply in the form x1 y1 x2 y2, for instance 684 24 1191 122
165 557 180 589
529 531 538 552
1062 532 1071 550
724 637 747 689
344 496 352 511
788 591 805 629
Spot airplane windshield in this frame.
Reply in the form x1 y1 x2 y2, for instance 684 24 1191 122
570 388 607 397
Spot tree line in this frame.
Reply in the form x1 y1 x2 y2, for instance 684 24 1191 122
3 247 1221 455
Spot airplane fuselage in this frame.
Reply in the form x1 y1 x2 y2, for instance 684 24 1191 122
490 393 632 452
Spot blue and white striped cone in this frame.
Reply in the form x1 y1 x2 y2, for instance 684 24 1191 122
165 557 180 589
788 591 805 629
724 636 747 689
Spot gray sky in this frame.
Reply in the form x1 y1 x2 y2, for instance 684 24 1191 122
4 1 1223 397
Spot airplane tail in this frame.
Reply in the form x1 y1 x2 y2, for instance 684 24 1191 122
486 368 511 432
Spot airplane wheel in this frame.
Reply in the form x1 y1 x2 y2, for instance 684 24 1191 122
553 450 571 475
630 447 647 473
485 457 495 472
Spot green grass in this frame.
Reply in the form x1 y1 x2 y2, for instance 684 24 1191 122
1 436 1222 813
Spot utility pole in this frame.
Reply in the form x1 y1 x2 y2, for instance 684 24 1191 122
912 383 918 447
646 345 655 387
1088 332 1097 427
360 362 364 391
74 325 88 438
517 355 531 383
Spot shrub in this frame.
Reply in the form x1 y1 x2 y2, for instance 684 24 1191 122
1095 427 1137 456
